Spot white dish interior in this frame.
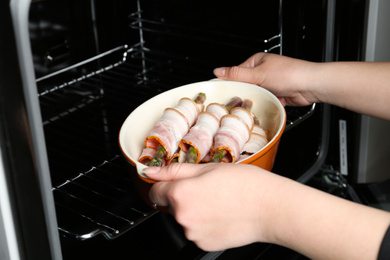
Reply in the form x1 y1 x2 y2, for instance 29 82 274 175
119 79 286 178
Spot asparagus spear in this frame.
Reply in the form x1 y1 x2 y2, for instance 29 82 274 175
210 149 227 163
146 145 166 166
225 96 243 112
241 99 253 112
185 146 198 163
194 92 206 104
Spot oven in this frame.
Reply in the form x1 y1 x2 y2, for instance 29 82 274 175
1 0 389 259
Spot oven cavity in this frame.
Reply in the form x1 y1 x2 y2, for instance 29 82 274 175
30 0 314 242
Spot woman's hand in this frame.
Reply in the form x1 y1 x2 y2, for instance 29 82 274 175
213 52 319 107
145 163 285 251
146 162 390 259
214 52 390 120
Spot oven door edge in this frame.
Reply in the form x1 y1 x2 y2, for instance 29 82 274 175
3 1 63 259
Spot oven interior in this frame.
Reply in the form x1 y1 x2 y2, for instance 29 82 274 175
28 0 325 258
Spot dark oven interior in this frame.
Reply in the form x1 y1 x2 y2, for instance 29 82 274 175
28 0 326 258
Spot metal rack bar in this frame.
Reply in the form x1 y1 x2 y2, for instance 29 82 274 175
52 156 155 240
129 9 280 42
36 45 129 85
128 15 281 53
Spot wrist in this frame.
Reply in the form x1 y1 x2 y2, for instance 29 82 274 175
299 61 325 104
253 173 293 245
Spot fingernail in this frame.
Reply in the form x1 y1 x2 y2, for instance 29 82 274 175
213 68 225 77
144 166 161 175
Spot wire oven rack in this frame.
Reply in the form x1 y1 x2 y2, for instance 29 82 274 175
38 45 157 240
36 11 313 241
37 42 228 240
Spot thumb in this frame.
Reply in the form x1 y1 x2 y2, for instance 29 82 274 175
213 66 261 85
144 163 207 182
146 163 207 209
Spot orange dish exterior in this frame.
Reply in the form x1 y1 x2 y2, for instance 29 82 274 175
238 113 286 170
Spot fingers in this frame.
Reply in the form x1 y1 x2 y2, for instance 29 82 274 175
213 52 269 85
144 163 207 181
239 52 268 67
213 66 262 85
148 181 173 208
146 163 211 209
146 163 217 209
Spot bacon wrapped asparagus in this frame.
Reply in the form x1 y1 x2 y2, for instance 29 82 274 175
179 97 242 163
138 147 159 165
139 93 206 166
142 145 167 167
238 124 269 162
211 99 254 163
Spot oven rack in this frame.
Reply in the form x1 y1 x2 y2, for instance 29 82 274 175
53 155 156 240
38 43 217 241
128 10 282 54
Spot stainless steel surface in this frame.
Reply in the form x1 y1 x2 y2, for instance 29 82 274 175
0 148 20 260
10 0 62 258
358 0 390 183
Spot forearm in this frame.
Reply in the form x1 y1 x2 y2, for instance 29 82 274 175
264 178 390 259
311 62 390 120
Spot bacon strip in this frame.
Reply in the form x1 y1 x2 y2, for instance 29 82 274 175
206 103 229 120
144 108 190 159
180 112 220 163
138 147 157 164
175 97 202 127
211 114 251 163
179 102 229 163
230 107 254 132
167 149 186 164
238 125 269 162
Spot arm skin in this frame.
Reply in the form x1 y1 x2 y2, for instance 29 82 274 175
213 52 390 121
146 163 390 259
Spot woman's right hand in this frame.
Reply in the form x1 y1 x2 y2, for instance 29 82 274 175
213 52 320 107
146 163 280 251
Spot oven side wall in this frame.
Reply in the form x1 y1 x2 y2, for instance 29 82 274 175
0 1 63 259
357 0 390 183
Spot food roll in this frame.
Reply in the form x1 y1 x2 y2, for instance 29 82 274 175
230 107 254 132
144 108 190 159
180 112 220 163
138 147 157 164
211 114 251 163
238 125 269 162
142 93 206 163
175 97 202 127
